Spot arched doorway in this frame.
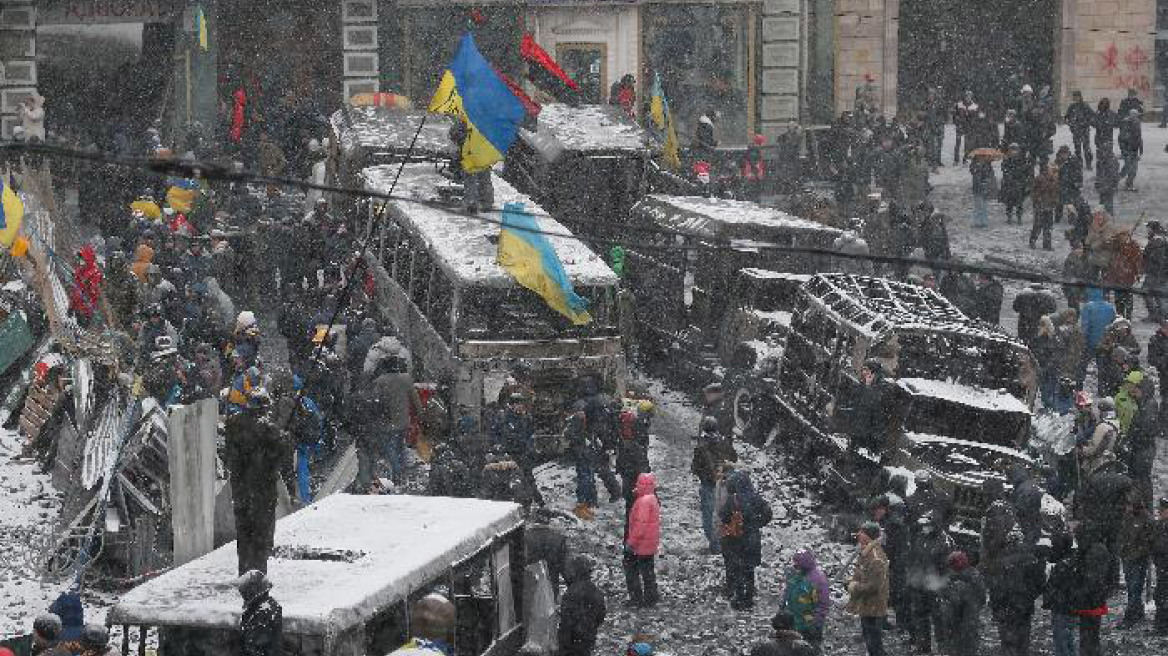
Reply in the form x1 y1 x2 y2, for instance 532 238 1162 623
897 0 1058 118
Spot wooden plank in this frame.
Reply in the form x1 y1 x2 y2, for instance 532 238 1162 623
167 399 218 567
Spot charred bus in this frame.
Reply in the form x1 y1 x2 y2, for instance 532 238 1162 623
726 274 1039 543
623 194 840 385
361 163 625 452
107 494 526 656
502 103 652 237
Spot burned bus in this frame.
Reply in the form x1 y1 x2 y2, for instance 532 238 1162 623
361 163 625 453
623 194 840 385
107 494 526 656
727 274 1039 542
502 103 652 237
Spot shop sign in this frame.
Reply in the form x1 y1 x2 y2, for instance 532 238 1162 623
39 1 176 25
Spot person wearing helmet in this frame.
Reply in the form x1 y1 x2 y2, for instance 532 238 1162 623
692 414 738 554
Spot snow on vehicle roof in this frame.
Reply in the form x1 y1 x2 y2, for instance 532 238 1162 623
529 104 652 153
739 269 813 283
898 378 1031 415
803 274 1026 347
107 494 523 637
331 107 456 159
634 195 841 242
362 164 618 288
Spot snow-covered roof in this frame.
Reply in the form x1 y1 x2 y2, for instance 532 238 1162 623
738 269 814 284
633 195 841 243
362 164 618 288
802 274 1023 345
331 107 456 159
898 378 1031 415
528 104 652 153
107 495 524 637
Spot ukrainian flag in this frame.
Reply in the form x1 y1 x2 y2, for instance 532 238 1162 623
165 177 199 214
649 73 681 171
429 34 526 173
0 182 24 249
497 202 591 325
195 6 209 52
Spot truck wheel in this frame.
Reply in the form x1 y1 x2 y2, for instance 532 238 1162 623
729 383 768 446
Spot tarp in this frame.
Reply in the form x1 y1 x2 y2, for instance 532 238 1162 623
0 311 34 375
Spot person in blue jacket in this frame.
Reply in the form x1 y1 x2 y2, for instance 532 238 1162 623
1079 288 1117 388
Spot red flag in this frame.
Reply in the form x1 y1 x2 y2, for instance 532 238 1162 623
521 33 581 103
496 69 542 117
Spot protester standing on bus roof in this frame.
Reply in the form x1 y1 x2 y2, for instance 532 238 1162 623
223 376 288 576
449 120 494 214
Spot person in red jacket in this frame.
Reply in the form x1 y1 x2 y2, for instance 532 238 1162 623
70 244 103 326
624 472 660 608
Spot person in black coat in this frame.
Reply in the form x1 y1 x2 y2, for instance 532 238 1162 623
1012 283 1059 345
998 144 1033 225
1065 90 1096 168
1093 98 1117 157
1055 146 1084 224
916 201 951 263
526 515 570 597
558 555 606 656
1009 465 1046 547
1043 532 1080 656
237 570 283 656
1073 524 1118 656
984 529 1046 656
719 470 773 610
937 551 986 656
1117 109 1143 190
971 273 1004 325
346 318 380 380
905 515 954 653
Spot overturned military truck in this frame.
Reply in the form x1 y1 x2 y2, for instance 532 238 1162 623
723 273 1040 544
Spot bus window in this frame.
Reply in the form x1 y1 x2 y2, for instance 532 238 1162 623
428 266 454 343
459 287 619 340
410 248 432 308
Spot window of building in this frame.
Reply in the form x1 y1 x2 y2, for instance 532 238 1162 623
643 4 754 145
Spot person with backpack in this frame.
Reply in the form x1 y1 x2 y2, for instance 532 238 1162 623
936 551 986 656
718 470 773 610
692 416 738 554
624 472 661 608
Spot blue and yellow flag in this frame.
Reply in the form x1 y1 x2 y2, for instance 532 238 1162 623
497 202 591 325
649 73 681 171
0 182 25 248
165 177 199 214
429 34 526 173
195 6 209 52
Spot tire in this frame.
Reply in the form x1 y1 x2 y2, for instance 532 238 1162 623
727 374 772 447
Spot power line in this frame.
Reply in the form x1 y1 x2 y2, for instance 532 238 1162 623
3 140 1167 301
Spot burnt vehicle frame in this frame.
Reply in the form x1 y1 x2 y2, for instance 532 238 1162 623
725 273 1040 543
622 194 840 387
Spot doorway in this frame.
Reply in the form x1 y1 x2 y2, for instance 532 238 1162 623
556 42 607 104
898 0 1058 118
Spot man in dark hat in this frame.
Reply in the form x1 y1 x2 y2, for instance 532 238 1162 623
31 614 66 656
238 570 283 656
1143 221 1168 323
77 625 114 656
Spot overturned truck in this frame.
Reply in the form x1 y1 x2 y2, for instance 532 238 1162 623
725 273 1039 543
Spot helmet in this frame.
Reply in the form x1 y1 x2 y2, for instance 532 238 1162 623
700 416 719 434
637 400 654 414
1074 390 1093 408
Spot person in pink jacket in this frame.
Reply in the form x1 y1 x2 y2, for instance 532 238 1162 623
624 472 661 607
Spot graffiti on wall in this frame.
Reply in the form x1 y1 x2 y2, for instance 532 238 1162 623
1099 42 1151 94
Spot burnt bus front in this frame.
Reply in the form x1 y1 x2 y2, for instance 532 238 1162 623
455 285 626 455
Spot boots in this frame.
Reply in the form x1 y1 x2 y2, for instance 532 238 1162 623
573 503 594 520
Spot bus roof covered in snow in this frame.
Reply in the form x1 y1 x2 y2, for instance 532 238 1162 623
361 163 619 288
330 106 457 161
632 194 841 243
106 494 524 635
524 104 652 154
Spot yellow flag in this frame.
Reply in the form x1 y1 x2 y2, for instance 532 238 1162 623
0 183 25 248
